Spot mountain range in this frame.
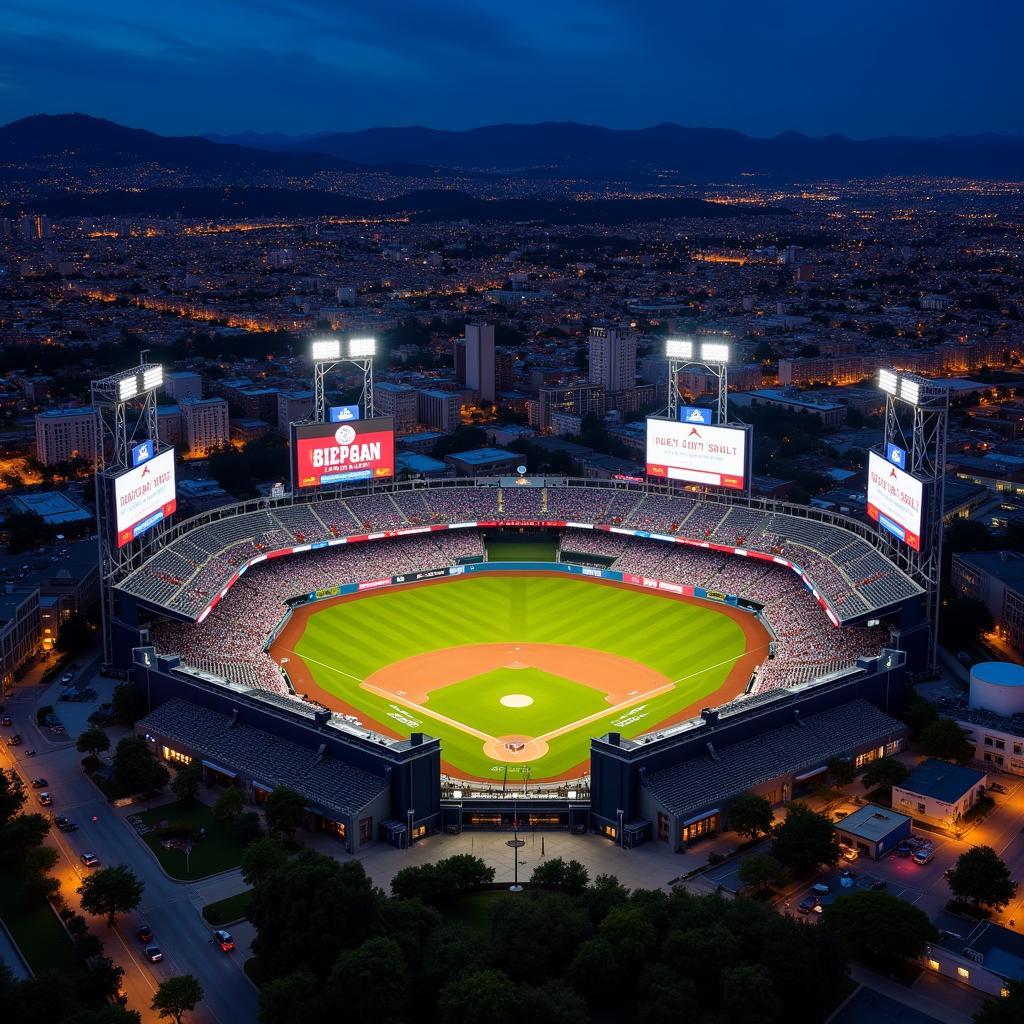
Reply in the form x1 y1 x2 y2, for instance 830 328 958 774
205 121 1024 180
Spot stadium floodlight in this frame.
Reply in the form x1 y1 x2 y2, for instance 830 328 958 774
878 368 899 396
311 338 342 362
700 342 730 364
900 377 922 405
665 338 694 360
118 376 138 400
141 365 163 392
348 337 376 358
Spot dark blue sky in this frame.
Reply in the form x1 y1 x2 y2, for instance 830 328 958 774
0 0 1019 138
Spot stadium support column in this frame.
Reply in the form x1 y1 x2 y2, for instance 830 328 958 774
878 371 949 674
92 361 166 671
311 337 376 423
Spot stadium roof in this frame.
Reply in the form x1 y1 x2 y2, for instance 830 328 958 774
643 699 907 819
137 697 388 817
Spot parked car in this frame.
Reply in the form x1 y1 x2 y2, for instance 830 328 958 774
80 853 100 868
143 945 163 963
53 816 78 833
7 734 22 746
212 930 235 952
988 783 1008 795
136 925 153 943
913 845 935 866
30 778 48 788
895 842 913 858
841 846 859 862
811 882 831 894
870 879 888 891
37 792 52 806
0 715 11 726
60 672 74 683
798 896 822 914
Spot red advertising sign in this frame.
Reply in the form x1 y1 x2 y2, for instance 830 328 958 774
291 417 395 489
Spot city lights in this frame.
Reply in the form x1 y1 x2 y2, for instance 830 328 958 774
311 338 342 362
878 368 899 396
665 338 694 360
348 337 377 358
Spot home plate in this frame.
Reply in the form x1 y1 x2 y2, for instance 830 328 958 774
500 694 534 708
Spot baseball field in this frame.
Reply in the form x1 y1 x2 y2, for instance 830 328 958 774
273 573 767 783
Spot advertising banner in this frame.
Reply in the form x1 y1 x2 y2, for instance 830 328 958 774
292 417 395 488
645 417 748 490
866 450 923 550
113 447 177 547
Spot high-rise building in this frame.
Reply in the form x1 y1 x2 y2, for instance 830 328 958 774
34 408 97 466
464 323 496 402
181 397 230 457
495 350 514 392
534 383 605 430
157 405 182 445
164 371 203 402
276 391 315 431
588 327 636 393
373 382 419 434
417 389 462 432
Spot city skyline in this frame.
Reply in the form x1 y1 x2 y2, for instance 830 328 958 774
1 0 1021 138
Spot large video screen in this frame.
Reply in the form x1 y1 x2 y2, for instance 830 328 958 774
645 417 748 490
867 450 923 550
113 447 177 547
292 417 395 489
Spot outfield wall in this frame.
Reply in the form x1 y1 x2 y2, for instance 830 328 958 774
288 558 758 613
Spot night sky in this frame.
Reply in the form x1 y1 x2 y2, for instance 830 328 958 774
0 0 1018 138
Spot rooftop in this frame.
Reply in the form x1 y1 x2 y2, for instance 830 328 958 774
8 491 92 525
834 803 911 842
445 447 517 466
933 912 1024 980
896 758 986 803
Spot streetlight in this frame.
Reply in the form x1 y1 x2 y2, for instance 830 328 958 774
507 796 525 891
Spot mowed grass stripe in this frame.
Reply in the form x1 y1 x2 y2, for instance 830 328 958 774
292 574 751 779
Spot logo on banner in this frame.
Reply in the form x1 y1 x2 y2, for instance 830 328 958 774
330 405 360 423
680 406 712 425
132 440 153 467
334 424 356 445
887 443 906 469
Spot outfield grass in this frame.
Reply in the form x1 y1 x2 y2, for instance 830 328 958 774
292 574 750 780
137 801 249 879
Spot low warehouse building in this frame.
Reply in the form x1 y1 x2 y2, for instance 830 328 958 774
834 803 912 860
892 759 987 830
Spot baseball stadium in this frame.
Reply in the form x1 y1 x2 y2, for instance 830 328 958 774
110 472 923 850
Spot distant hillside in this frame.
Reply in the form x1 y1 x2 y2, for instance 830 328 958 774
11 185 789 223
211 120 1024 181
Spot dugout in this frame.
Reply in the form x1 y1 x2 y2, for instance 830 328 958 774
440 796 590 833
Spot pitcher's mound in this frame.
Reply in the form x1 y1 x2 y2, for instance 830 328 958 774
500 694 534 708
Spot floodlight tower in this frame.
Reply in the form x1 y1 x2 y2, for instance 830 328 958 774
92 360 166 669
665 338 729 424
877 368 949 671
311 337 376 422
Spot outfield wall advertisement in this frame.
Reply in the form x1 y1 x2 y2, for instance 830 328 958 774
112 447 177 548
291 417 395 489
866 450 923 550
645 417 749 490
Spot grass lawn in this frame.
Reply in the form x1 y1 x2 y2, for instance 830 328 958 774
0 876 79 975
292 574 749 780
202 889 253 925
137 800 249 879
485 539 559 562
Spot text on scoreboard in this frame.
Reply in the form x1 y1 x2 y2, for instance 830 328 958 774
113 447 177 547
645 417 748 490
866 449 923 550
292 417 395 488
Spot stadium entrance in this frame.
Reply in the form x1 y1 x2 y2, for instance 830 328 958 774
440 796 590 834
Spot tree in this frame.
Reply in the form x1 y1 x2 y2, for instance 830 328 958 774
947 845 1018 910
67 1008 142 1024
263 785 306 838
771 802 839 876
259 971 325 1024
824 891 937 964
738 853 786 894
241 836 289 887
438 969 518 1024
151 975 203 1024
728 793 774 839
719 965 783 1024
975 980 1024 1024
111 682 147 726
112 736 170 796
860 756 910 793
170 762 203 803
0 767 26 827
519 979 590 1024
77 726 110 759
78 864 145 926
391 855 495 904
22 843 60 901
212 786 245 822
919 720 975 764
56 610 93 654
230 810 262 844
326 936 410 1024
529 857 590 894
0 812 51 862
827 757 855 787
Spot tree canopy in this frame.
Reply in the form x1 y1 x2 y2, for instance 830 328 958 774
151 975 204 1024
78 864 145 926
728 793 774 839
918 720 975 764
824 890 937 964
947 845 1018 910
771 802 839 875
